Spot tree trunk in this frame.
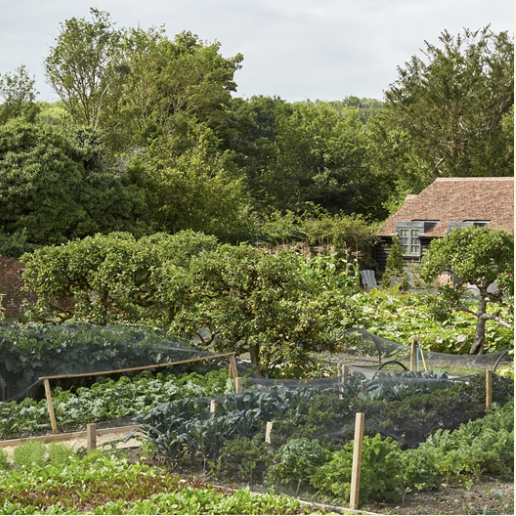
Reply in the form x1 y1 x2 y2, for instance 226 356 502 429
249 344 263 376
469 296 487 355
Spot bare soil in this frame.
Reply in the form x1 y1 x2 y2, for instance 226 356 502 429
362 479 514 515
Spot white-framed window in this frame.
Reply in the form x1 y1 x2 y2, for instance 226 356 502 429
398 228 421 256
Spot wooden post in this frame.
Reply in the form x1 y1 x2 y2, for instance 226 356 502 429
43 379 58 435
265 422 273 444
360 380 367 393
235 376 243 394
339 364 348 399
410 339 418 372
349 412 365 510
210 400 218 413
86 423 96 452
229 354 238 379
486 370 492 410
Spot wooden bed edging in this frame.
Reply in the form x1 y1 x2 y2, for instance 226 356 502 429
0 424 141 448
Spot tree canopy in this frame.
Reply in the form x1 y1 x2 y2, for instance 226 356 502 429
421 226 514 354
374 26 514 207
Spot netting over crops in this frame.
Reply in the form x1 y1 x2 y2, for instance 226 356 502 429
125 327 513 503
1 320 513 504
131 368 513 503
324 328 512 376
0 322 234 401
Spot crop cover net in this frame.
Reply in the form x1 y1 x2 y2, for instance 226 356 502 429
324 328 513 375
0 322 234 401
129 328 513 502
133 370 513 502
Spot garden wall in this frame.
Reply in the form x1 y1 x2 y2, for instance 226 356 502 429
0 256 35 319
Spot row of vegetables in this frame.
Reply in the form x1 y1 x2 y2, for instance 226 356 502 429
0 446 334 515
130 376 514 504
1 397 512 510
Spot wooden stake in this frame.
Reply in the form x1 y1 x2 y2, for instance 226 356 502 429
43 378 58 435
342 364 349 382
360 380 367 393
410 339 418 372
235 376 243 394
486 370 492 410
265 421 273 444
210 400 218 413
229 354 238 379
86 423 96 452
349 412 365 510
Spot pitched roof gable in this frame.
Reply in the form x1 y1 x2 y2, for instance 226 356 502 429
378 177 514 237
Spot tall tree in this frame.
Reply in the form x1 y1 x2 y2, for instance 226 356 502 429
145 122 245 240
256 101 385 218
103 28 244 151
44 8 122 128
376 27 514 199
0 66 40 123
0 120 148 246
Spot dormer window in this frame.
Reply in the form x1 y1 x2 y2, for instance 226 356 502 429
398 228 421 256
395 221 426 257
464 220 489 227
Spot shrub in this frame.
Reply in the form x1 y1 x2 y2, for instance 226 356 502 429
311 434 405 504
415 401 514 482
267 438 330 494
13 440 46 469
48 442 76 467
0 448 9 471
216 435 274 483
382 235 409 290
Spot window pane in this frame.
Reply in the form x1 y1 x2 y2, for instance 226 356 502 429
399 229 409 251
410 229 420 254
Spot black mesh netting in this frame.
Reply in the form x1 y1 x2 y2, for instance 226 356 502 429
0 322 234 401
324 328 513 374
1 322 513 504
131 369 513 503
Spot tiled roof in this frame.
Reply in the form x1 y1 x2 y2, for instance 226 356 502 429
378 177 514 237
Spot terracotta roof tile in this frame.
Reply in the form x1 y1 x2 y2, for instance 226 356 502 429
378 177 514 237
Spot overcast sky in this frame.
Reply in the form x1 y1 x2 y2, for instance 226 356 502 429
0 0 512 103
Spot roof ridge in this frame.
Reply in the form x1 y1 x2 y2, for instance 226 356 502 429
434 177 514 182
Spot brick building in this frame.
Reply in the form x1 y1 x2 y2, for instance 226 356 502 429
374 177 515 271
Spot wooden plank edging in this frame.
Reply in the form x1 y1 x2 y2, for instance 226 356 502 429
0 424 141 447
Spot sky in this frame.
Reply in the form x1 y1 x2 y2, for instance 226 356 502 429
0 0 512 103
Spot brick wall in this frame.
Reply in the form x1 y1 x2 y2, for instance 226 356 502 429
0 256 36 318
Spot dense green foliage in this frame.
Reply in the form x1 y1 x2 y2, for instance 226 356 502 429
20 233 362 373
17 243 514 378
0 452 330 515
422 227 514 354
0 369 232 439
381 235 408 289
0 121 148 250
135 384 513 504
349 288 514 354
0 321 216 399
135 373 512 462
312 435 405 503
0 10 512 253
